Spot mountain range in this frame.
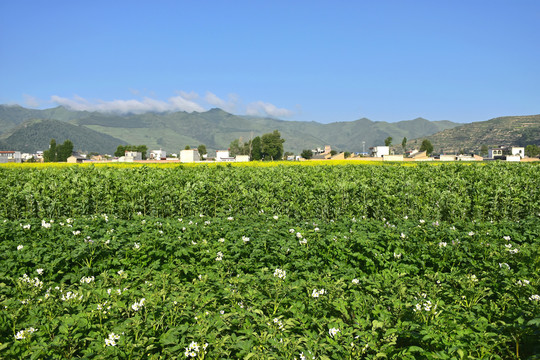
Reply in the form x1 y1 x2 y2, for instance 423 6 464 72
1 104 538 155
408 114 540 154
0 105 459 154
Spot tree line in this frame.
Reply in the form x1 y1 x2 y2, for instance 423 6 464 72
229 130 285 160
43 139 73 162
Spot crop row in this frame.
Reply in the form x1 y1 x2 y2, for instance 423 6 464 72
1 215 539 359
1 162 539 222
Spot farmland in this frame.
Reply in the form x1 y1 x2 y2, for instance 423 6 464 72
1 162 539 359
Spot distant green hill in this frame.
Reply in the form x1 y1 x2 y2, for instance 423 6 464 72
0 119 127 153
0 105 461 154
408 114 540 154
0 105 91 134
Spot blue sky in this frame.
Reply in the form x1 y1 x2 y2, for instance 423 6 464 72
1 0 539 123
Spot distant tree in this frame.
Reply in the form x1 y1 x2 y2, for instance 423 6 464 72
283 151 294 160
344 151 351 159
301 149 313 159
57 140 74 162
402 137 407 153
480 145 488 157
251 137 262 160
261 130 284 160
184 145 191 150
419 139 434 155
197 144 207 158
525 144 540 158
43 138 74 162
114 145 126 157
385 137 393 147
229 139 243 157
330 150 337 156
43 139 57 162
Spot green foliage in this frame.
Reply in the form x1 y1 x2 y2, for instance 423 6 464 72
480 145 489 156
197 144 207 158
228 139 244 157
229 132 283 161
301 149 313 159
330 150 337 156
43 139 57 162
344 151 351 159
420 139 434 155
1 214 538 358
402 137 407 153
43 139 73 162
261 130 285 160
385 136 393 146
525 144 540 158
1 163 539 222
57 139 73 162
1 163 540 358
251 137 262 160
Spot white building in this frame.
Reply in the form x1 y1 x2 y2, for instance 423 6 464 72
0 151 22 163
180 149 200 163
149 149 167 160
511 147 525 158
124 151 142 161
506 155 521 162
488 149 503 159
371 146 389 158
235 155 250 162
216 150 234 162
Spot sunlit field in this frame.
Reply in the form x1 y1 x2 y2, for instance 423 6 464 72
1 162 539 359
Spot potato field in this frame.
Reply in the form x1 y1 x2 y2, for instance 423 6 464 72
1 162 539 359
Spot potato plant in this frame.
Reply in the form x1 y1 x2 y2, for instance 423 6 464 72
0 162 539 359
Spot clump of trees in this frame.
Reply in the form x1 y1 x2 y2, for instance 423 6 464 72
301 149 313 159
229 130 285 160
419 139 434 155
114 145 148 159
525 144 540 158
43 139 73 162
197 145 207 158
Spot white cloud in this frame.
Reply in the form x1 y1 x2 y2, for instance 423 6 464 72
48 92 295 118
246 101 294 118
204 92 239 113
50 93 204 114
23 94 40 107
179 91 199 100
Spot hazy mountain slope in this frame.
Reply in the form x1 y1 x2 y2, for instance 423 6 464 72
409 115 540 153
0 105 91 134
0 105 462 154
0 119 127 153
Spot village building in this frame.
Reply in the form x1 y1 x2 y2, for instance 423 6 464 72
216 150 235 162
235 155 250 162
125 151 142 161
488 148 503 159
370 146 389 158
180 149 200 163
149 149 167 160
511 147 525 158
0 151 22 163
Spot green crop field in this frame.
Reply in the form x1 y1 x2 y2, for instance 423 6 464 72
1 163 539 359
